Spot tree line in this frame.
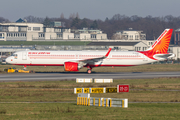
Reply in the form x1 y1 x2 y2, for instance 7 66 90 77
1 14 180 43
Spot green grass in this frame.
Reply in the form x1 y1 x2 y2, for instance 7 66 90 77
0 78 180 102
0 41 91 46
0 79 179 119
0 64 180 119
0 103 180 120
1 63 180 74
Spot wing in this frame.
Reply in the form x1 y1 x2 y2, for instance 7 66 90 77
79 48 112 63
66 48 112 68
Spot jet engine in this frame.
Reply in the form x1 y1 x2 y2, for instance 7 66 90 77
64 62 84 71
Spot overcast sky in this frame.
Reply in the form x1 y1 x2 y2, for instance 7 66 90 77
1 0 180 22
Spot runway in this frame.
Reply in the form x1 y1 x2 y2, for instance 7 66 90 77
0 71 180 81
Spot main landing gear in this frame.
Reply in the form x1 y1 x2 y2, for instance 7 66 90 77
87 66 92 74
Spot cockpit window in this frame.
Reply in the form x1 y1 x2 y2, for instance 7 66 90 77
12 54 17 56
12 54 18 59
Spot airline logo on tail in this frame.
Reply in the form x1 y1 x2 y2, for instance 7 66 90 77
139 29 173 60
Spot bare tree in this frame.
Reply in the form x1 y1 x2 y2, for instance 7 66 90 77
24 15 44 23
15 14 180 42
60 13 65 19
69 13 76 19
76 12 80 19
0 17 10 23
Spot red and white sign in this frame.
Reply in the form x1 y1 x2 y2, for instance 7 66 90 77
117 85 129 93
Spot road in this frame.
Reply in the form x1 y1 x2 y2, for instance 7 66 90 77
0 71 180 81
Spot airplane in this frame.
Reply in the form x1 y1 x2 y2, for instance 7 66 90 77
6 29 174 73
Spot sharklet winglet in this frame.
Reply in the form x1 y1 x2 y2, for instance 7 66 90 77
105 48 112 57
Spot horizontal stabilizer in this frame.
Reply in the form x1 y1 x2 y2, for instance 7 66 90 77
153 53 175 60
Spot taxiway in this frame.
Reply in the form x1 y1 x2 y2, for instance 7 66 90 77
0 71 180 81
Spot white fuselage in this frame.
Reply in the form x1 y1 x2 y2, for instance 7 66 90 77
6 50 157 67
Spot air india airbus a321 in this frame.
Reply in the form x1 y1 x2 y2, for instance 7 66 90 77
6 29 174 73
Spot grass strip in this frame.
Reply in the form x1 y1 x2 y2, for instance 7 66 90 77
0 103 180 120
0 78 180 102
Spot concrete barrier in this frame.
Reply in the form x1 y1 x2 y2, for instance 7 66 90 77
102 98 111 107
77 93 90 98
77 96 128 108
76 78 113 83
94 79 113 83
110 98 128 108
77 93 90 105
76 78 93 83
77 97 88 105
92 97 102 106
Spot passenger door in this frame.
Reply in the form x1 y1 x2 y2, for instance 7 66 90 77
22 51 27 60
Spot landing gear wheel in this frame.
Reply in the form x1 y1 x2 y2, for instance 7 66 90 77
87 66 92 74
87 69 92 74
23 65 27 70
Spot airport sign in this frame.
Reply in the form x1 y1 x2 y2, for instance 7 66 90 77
106 87 117 93
91 88 104 93
83 88 90 93
117 85 129 93
74 88 83 94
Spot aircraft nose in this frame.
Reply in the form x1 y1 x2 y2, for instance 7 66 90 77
6 57 11 64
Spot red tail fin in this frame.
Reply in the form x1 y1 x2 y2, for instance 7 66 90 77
139 29 173 60
148 29 173 54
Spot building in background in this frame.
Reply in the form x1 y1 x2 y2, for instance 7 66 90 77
72 28 107 40
112 28 146 40
0 20 107 41
174 28 180 45
169 46 180 60
49 21 65 28
87 41 148 51
110 28 154 50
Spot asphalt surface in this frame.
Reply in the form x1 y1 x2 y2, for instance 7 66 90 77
0 71 180 81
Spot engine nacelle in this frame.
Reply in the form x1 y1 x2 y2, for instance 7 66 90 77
64 62 79 71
